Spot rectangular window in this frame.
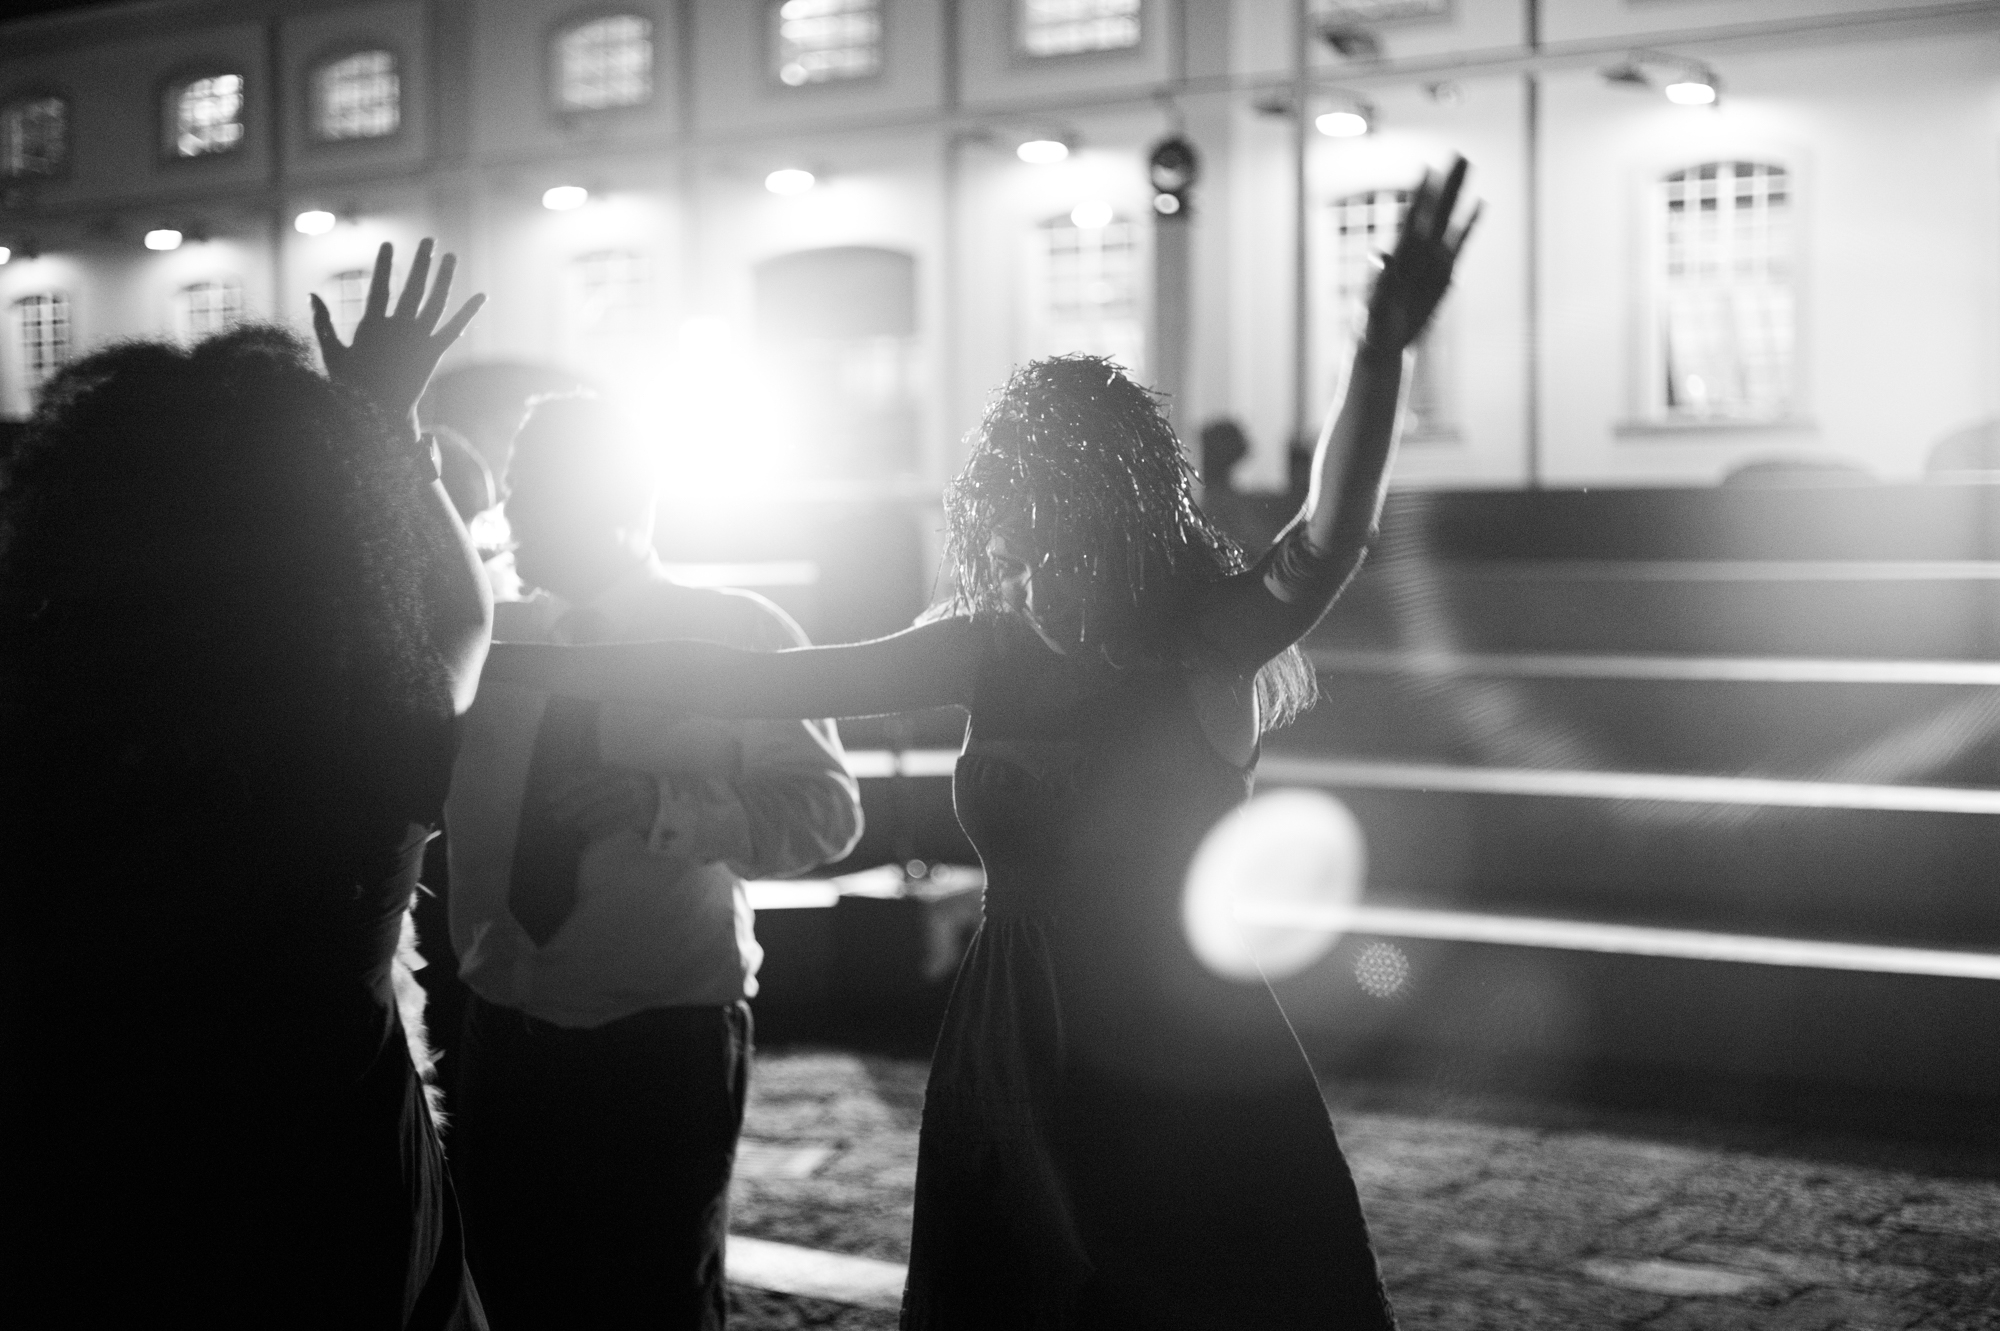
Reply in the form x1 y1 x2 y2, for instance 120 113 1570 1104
316 50 400 141
2 96 67 178
556 16 654 111
13 292 72 390
775 0 884 86
171 73 245 158
328 269 370 341
1021 0 1141 57
571 250 653 334
1655 161 1794 421
1325 189 1449 436
1029 215 1144 377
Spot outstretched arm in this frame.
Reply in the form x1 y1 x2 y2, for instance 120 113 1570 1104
312 239 491 714
482 615 980 721
1199 157 1479 669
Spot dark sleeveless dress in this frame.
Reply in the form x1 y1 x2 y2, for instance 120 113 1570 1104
900 615 1396 1329
0 693 485 1329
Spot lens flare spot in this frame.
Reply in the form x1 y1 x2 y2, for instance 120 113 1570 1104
1183 789 1366 982
1353 941 1411 999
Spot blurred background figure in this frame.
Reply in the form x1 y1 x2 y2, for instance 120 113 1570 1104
0 237 488 1328
443 393 862 1330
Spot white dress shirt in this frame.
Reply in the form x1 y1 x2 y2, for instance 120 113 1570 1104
446 561 863 1027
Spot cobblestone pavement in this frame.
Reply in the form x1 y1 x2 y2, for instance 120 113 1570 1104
727 1050 2000 1330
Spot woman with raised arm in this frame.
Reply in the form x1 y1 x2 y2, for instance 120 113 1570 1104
1 243 488 1327
489 159 1476 1328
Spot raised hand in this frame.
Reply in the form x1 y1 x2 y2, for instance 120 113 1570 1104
311 238 485 433
1362 156 1480 354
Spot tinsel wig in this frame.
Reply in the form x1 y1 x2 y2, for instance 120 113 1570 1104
941 354 1316 729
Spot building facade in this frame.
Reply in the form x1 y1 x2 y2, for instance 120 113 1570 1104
2 0 1996 498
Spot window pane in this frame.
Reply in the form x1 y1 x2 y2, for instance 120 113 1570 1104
1022 0 1141 57
1032 214 1143 375
572 250 653 332
556 16 654 111
3 96 67 178
13 293 73 389
1325 189 1448 433
331 269 370 340
173 73 245 158
775 0 884 86
1658 162 1793 420
175 279 244 343
317 50 400 140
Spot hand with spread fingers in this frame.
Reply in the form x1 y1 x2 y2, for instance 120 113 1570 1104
311 238 486 435
1362 155 1480 354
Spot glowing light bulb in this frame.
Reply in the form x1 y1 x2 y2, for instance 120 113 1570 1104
294 210 337 236
1315 110 1369 138
0 247 11 265
765 168 815 196
542 185 589 211
1664 80 1716 106
144 229 183 251
1017 139 1069 165
1153 193 1181 216
1069 200 1113 229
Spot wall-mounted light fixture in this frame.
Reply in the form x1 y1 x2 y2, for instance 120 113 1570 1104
1602 52 1722 107
1315 108 1371 138
1017 138 1070 165
542 185 589 211
764 168 815 196
294 209 337 236
1148 135 1199 217
144 229 183 251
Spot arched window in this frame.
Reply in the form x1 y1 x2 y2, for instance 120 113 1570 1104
2 94 67 178
314 49 400 141
1326 187 1449 436
773 0 883 86
11 292 72 391
1654 160 1794 421
1028 210 1144 377
553 15 654 112
166 72 246 158
1021 0 1141 57
174 278 243 343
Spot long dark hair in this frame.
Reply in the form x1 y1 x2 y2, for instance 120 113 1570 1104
940 354 1316 730
0 326 450 786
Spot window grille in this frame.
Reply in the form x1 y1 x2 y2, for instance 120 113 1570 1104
1021 0 1141 57
1031 214 1144 376
1656 161 1793 420
330 269 370 340
315 50 400 140
555 16 654 111
2 96 67 178
775 0 884 86
571 250 653 333
13 293 72 390
175 279 243 343
170 73 246 158
1327 188 1447 433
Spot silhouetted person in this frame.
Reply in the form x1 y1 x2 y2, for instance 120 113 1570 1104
445 394 862 1330
1 241 489 1327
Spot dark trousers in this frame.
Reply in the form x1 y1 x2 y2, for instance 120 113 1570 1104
453 995 752 1331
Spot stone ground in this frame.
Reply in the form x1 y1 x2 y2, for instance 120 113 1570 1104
725 1049 2000 1331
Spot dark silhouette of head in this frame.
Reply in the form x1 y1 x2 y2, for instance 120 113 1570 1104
504 393 657 603
943 355 1314 727
0 326 450 766
1199 418 1249 492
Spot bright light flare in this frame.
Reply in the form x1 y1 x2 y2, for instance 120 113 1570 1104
294 210 337 236
1315 110 1370 138
144 229 183 251
765 168 816 196
1664 80 1717 106
542 185 590 211
1017 138 1069 165
0 247 11 265
1183 790 1365 982
1069 199 1113 229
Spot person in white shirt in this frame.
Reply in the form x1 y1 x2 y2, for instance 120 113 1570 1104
445 394 863 1330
